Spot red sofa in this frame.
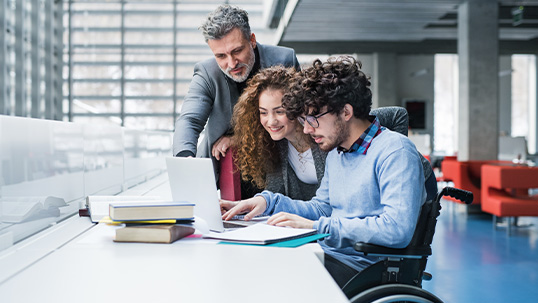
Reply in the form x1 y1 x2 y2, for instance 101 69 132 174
481 164 538 217
440 159 510 205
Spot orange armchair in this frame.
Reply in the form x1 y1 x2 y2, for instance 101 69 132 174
440 160 510 206
481 164 538 219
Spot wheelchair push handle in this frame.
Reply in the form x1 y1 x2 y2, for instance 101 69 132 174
438 187 474 205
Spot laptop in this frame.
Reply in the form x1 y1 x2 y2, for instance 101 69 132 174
166 157 261 233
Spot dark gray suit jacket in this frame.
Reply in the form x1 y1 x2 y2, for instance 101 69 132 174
173 43 300 160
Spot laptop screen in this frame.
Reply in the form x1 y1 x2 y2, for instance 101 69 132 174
166 157 225 232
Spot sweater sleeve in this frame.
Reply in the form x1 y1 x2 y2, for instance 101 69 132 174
258 161 332 220
258 190 332 221
264 171 285 194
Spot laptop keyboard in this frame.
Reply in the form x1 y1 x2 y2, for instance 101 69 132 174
223 221 248 229
231 214 266 220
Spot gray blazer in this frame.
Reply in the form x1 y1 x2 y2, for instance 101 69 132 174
264 106 424 200
173 43 300 161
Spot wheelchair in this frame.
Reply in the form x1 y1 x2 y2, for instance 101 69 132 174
341 187 473 303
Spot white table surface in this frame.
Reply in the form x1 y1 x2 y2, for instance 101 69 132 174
0 176 349 303
0 222 348 303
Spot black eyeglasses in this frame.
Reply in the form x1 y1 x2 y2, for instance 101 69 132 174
297 110 331 128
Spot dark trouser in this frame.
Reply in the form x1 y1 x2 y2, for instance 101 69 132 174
324 253 359 288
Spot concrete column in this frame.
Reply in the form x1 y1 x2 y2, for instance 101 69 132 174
499 55 512 136
457 0 499 160
529 55 538 155
372 52 397 108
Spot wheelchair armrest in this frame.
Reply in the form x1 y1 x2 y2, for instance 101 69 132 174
354 242 432 257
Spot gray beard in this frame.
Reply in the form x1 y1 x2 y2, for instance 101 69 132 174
221 46 256 83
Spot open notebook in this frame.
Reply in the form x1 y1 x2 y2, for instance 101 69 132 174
203 223 318 245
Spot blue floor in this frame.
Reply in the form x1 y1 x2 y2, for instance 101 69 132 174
422 200 538 302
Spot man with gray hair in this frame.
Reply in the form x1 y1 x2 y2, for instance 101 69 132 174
173 5 300 193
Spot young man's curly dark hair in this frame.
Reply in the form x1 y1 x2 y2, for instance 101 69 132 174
283 55 372 119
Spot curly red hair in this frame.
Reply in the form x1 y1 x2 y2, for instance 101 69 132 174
231 65 298 188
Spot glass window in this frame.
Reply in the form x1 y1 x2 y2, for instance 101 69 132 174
434 54 458 155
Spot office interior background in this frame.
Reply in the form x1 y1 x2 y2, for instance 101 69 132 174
2 0 537 155
1 0 538 302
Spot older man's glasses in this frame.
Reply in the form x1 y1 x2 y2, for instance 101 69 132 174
297 110 331 128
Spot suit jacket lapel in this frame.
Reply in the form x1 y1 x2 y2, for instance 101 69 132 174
257 43 269 68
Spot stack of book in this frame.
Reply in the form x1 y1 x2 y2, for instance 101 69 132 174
84 195 164 223
108 201 196 244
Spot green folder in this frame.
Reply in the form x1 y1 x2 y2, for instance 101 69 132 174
219 233 330 248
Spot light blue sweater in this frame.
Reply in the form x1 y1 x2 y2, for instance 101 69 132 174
259 129 426 271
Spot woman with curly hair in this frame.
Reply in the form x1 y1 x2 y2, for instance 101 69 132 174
231 65 323 201
230 64 415 202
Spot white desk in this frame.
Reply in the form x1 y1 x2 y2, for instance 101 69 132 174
0 175 349 303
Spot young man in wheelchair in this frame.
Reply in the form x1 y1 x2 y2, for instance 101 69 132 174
221 55 427 288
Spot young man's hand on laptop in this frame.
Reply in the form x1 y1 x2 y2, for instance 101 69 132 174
220 196 267 221
267 212 314 229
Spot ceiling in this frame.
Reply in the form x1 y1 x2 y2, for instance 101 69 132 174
269 0 538 55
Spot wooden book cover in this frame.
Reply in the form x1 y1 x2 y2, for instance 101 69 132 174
109 202 194 221
114 224 195 243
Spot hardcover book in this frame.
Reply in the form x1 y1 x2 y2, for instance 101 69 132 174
114 224 195 243
85 195 164 223
109 202 194 221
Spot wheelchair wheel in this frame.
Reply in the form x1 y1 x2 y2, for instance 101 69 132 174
350 284 443 303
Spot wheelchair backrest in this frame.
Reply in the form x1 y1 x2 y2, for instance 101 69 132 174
408 198 440 249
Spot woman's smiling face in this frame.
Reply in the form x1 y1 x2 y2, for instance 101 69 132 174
259 89 297 142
